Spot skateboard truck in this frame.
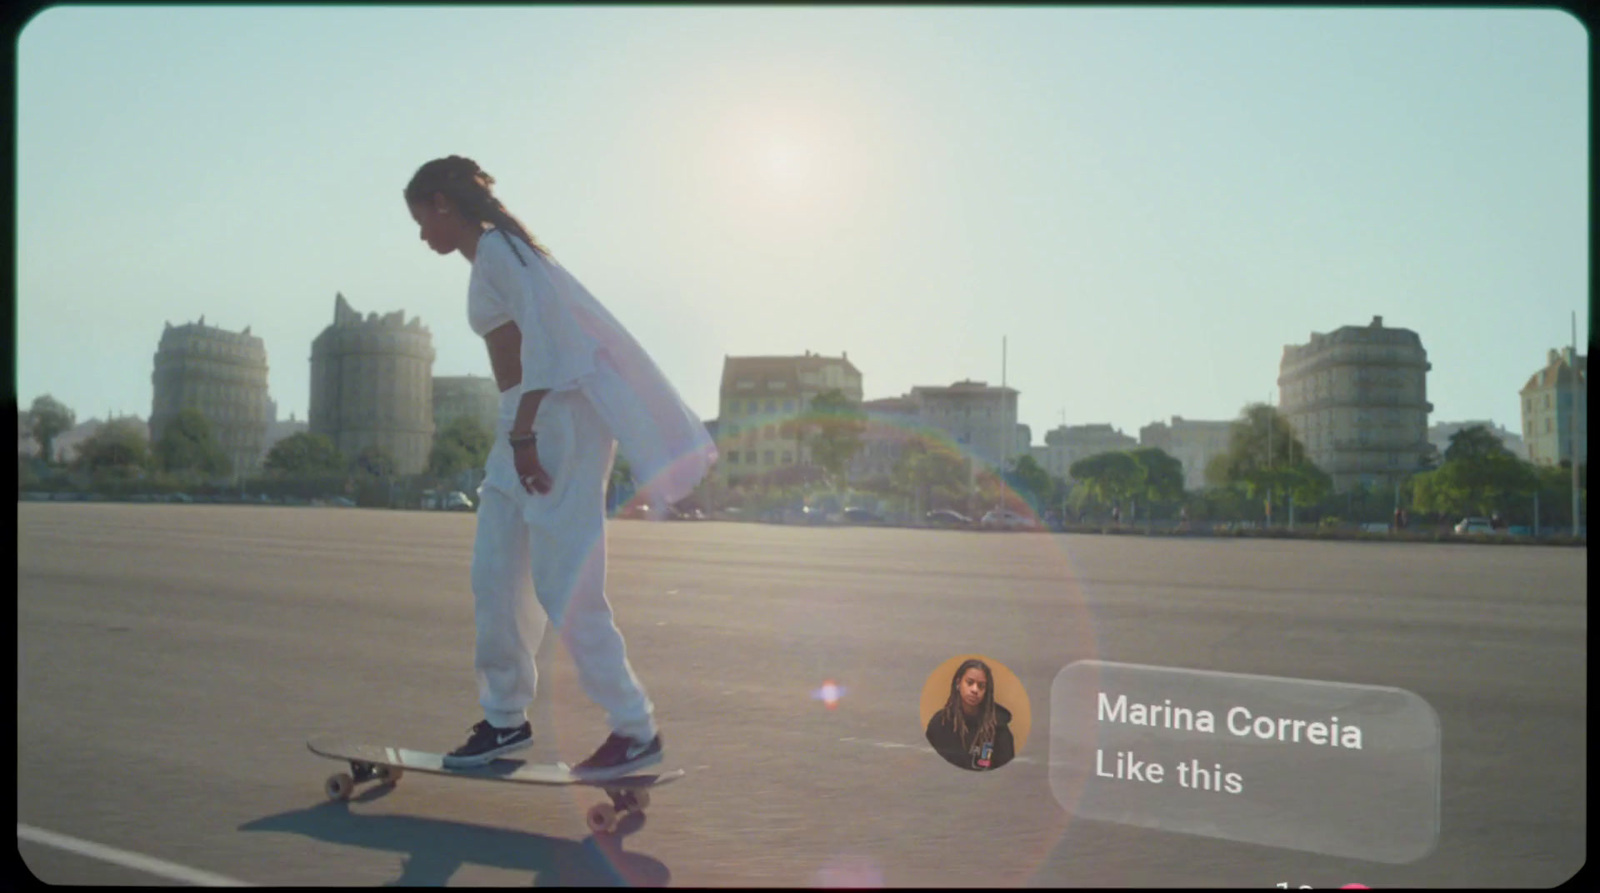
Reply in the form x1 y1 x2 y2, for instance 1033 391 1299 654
324 759 403 801
586 786 652 834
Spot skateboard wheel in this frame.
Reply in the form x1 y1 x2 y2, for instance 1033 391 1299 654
631 790 650 811
376 765 403 785
326 773 355 801
587 803 618 834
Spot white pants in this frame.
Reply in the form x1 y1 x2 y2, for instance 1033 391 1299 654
471 388 656 741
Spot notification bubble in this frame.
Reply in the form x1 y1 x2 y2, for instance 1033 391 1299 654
1049 661 1440 863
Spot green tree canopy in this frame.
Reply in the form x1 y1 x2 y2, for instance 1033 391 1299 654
800 389 867 487
1005 454 1054 508
893 437 970 512
1205 403 1326 506
154 408 232 476
1532 462 1586 528
1279 461 1334 507
264 432 345 475
1443 425 1515 464
428 415 492 479
1411 450 1539 519
1417 443 1442 472
352 444 399 478
1069 451 1147 509
1129 447 1186 505
73 418 150 473
27 395 75 465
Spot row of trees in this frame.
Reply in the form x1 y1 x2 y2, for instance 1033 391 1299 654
1409 425 1585 528
23 389 1585 530
18 394 514 506
722 393 1585 530
23 396 234 480
724 390 1254 522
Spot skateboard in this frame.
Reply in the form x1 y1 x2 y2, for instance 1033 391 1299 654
306 736 684 833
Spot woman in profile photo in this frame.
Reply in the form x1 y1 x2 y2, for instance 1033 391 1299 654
925 658 1016 771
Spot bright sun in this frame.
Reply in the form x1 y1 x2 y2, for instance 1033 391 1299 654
762 139 807 189
706 101 867 225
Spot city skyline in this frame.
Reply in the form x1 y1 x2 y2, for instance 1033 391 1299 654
16 7 1587 439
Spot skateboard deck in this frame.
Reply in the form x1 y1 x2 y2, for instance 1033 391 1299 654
307 736 683 833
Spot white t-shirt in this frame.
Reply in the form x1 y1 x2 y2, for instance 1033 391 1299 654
466 228 717 505
467 229 600 396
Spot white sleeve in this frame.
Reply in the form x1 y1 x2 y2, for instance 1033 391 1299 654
477 233 598 395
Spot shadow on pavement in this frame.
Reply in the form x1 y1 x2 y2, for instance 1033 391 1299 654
239 798 670 887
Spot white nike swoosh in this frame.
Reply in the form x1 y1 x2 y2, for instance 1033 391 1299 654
497 731 522 745
625 743 652 760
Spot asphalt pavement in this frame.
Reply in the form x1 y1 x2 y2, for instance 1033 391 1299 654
17 504 1586 886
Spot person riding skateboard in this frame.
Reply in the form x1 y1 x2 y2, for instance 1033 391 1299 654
404 156 715 778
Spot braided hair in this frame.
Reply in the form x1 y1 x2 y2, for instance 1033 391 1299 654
938 658 999 756
404 155 550 266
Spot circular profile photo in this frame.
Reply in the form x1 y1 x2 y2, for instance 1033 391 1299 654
920 655 1031 772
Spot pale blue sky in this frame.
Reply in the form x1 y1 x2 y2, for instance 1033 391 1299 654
16 6 1587 443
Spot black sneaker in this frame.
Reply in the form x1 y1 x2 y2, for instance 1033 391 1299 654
442 720 533 768
571 732 663 780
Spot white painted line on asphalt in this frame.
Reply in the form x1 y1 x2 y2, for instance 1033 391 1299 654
838 737 1039 764
17 823 253 887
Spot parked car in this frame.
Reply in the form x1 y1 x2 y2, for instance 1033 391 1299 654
618 502 653 520
330 496 357 508
1454 517 1498 535
981 510 1039 530
443 491 475 511
842 507 886 525
926 509 974 528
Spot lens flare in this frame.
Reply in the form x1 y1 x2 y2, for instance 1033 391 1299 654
812 680 845 709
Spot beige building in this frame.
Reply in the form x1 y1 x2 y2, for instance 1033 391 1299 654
433 375 500 436
1139 416 1235 491
717 352 863 487
1428 420 1526 463
909 380 1020 470
1520 348 1587 467
150 317 272 476
1034 424 1138 480
848 396 920 485
1278 315 1433 492
309 293 435 476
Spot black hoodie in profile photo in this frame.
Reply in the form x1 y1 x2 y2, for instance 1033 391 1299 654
926 703 1016 771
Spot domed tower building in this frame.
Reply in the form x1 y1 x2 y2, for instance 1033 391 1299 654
150 317 272 476
309 293 436 475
